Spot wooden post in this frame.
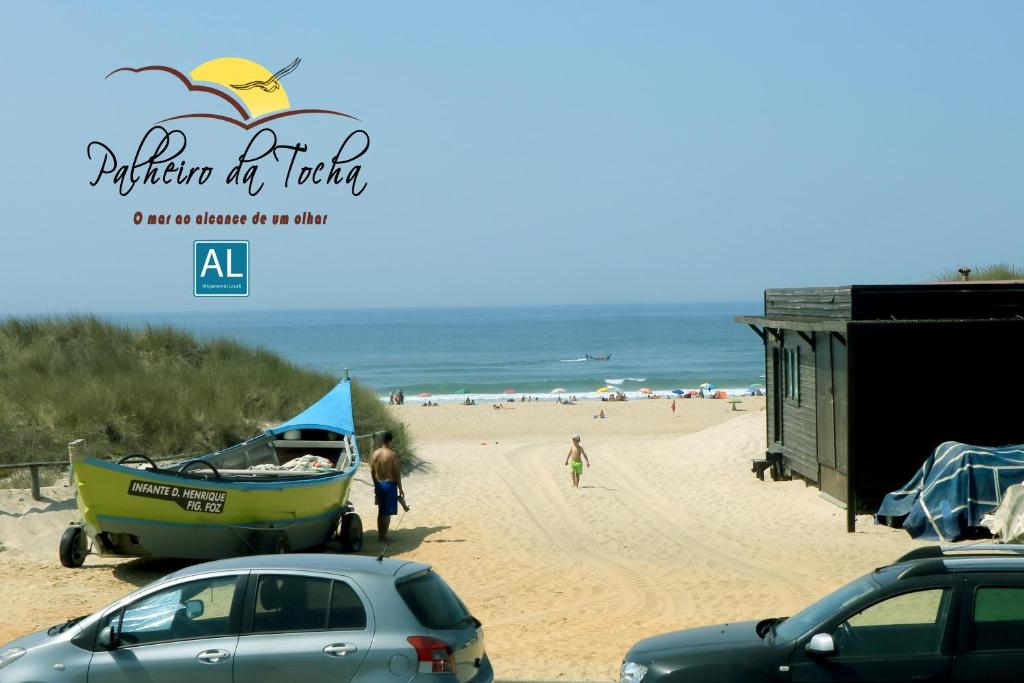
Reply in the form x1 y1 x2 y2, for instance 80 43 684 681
29 465 41 501
68 438 85 486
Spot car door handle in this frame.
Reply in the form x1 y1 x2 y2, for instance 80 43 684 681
196 649 231 664
323 643 358 656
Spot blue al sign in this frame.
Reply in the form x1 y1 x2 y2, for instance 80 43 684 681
194 241 249 297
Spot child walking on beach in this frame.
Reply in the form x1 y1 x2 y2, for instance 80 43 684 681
565 433 590 488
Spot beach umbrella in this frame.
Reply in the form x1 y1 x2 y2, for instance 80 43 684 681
671 389 685 396
550 387 567 394
503 388 516 394
417 392 432 398
638 387 652 394
699 382 716 390
597 386 613 393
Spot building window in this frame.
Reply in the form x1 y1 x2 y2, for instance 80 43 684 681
785 348 800 402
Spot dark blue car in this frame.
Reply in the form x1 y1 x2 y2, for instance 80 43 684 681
620 545 1024 683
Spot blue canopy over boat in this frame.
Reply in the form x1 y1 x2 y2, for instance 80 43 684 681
875 441 1024 541
271 380 356 436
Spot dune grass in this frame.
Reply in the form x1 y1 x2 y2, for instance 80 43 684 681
0 316 413 483
935 263 1024 281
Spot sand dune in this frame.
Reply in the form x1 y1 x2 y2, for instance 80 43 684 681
0 397 925 681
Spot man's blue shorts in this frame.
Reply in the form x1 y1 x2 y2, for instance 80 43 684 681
375 481 398 516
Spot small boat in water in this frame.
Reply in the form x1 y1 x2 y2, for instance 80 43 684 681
586 353 612 361
60 378 365 567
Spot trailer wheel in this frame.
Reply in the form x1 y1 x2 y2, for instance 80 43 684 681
59 525 87 568
340 513 363 553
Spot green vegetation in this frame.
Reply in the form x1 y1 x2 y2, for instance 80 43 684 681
936 263 1024 281
0 316 413 482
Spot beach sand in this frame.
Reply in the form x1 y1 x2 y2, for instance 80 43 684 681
0 396 926 681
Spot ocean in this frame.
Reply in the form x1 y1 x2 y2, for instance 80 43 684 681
113 303 765 401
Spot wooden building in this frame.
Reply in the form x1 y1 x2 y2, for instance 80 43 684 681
736 283 1024 531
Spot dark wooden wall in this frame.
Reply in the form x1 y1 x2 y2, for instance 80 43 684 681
848 320 1024 512
765 330 818 481
851 284 1024 321
766 287 852 319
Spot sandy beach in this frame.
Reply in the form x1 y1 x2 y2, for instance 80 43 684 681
0 396 926 681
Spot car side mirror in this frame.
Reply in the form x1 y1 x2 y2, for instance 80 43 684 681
185 600 204 619
98 625 119 650
805 633 836 656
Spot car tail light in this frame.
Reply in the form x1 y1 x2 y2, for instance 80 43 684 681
407 636 456 674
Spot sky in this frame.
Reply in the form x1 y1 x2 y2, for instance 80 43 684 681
1 2 1022 313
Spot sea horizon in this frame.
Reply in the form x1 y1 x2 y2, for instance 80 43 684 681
79 302 768 399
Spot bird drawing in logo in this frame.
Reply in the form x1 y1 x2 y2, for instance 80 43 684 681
229 57 301 93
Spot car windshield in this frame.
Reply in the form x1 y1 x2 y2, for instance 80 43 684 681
774 573 879 641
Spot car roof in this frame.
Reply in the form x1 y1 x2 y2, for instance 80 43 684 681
164 553 428 580
878 545 1024 582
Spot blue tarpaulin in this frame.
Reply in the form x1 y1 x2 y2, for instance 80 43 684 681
876 441 1024 541
271 381 356 436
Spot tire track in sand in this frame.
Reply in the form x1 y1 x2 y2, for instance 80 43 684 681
496 442 669 625
596 431 814 605
484 442 662 627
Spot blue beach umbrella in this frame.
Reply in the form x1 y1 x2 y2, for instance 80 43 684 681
671 389 685 396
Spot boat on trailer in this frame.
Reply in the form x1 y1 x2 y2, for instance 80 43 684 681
60 378 365 567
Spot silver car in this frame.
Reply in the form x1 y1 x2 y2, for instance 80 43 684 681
0 554 493 683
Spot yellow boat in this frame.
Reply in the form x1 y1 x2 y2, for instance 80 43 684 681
59 379 364 567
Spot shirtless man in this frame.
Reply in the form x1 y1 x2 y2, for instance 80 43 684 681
564 433 590 488
370 431 405 542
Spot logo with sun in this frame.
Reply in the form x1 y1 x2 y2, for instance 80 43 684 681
107 57 356 129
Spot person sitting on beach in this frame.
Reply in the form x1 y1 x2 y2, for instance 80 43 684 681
564 433 590 488
370 431 405 543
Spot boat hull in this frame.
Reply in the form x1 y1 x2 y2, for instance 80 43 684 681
73 457 353 559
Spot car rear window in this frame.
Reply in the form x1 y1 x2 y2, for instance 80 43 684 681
396 571 469 630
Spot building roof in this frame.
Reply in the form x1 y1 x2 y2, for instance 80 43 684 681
738 282 1024 329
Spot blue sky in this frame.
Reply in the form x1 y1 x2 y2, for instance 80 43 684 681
1 2 1022 313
